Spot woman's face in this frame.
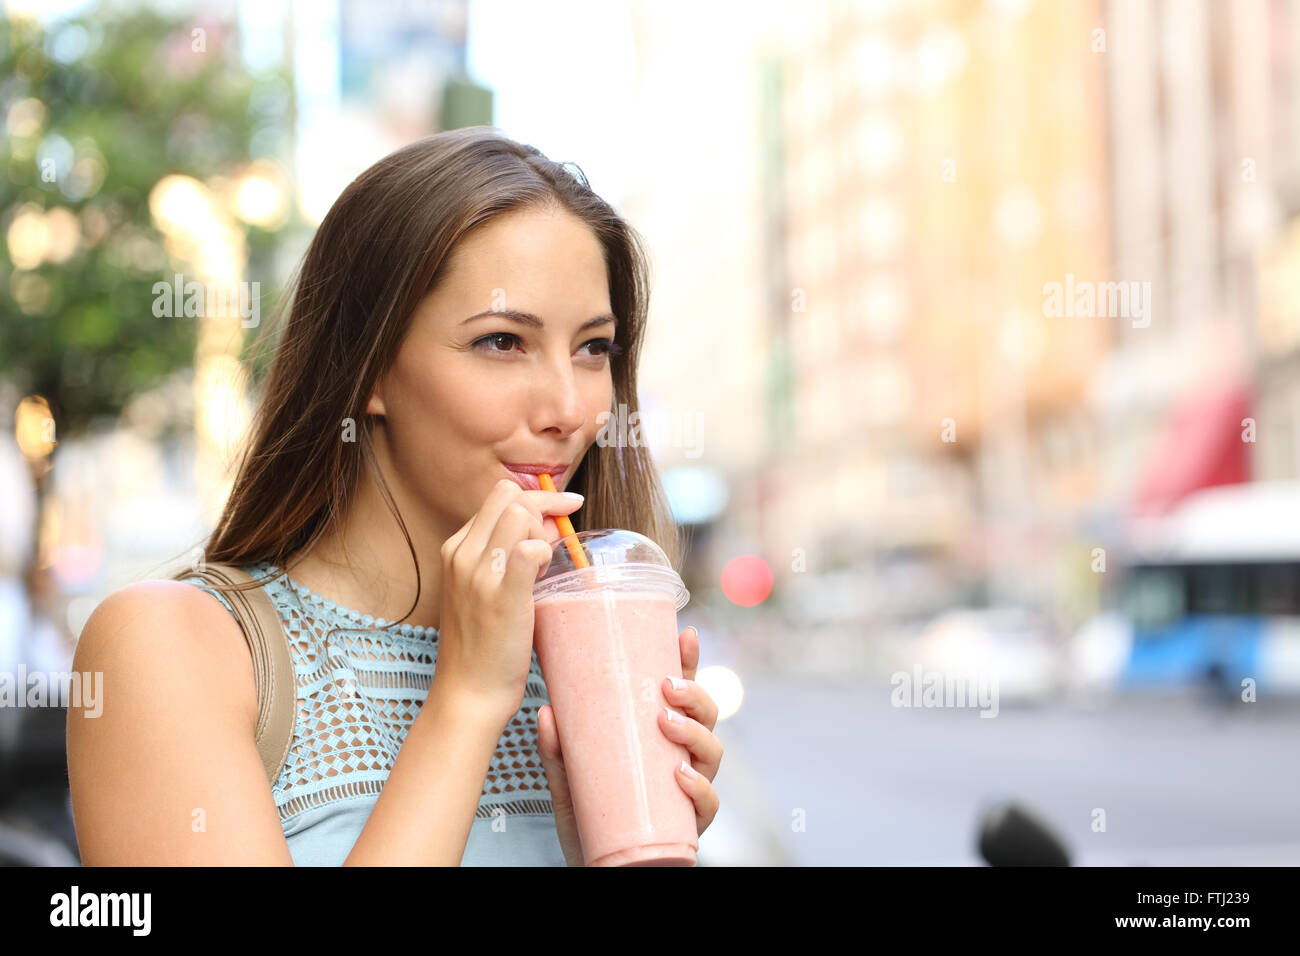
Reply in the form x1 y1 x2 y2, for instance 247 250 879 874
366 203 617 536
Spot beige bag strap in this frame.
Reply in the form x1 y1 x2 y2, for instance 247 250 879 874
191 563 294 788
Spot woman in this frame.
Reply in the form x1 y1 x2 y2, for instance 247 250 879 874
66 127 723 865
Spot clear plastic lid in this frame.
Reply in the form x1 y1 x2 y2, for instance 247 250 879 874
533 528 690 611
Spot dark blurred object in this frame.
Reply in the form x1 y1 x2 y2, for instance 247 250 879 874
0 705 80 865
0 705 68 795
977 801 1071 867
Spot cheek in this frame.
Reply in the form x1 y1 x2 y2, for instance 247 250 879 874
384 358 512 459
580 377 614 443
388 352 613 451
592 371 615 413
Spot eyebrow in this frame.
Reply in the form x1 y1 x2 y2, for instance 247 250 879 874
459 309 616 332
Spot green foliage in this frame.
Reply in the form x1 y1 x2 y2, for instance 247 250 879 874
0 4 292 434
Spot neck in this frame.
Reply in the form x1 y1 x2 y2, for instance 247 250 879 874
283 435 448 630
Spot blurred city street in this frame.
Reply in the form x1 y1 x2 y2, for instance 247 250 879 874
704 670 1300 866
6 0 1300 871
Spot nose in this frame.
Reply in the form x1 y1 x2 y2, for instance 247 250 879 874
530 352 587 438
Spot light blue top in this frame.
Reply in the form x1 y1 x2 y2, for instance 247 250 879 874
182 560 566 866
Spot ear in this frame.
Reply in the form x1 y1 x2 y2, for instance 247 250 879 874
365 381 386 417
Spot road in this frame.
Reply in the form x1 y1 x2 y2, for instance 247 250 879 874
698 669 1300 866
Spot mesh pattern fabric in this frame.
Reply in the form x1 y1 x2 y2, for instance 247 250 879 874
181 561 563 865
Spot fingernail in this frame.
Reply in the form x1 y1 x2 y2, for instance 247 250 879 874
665 676 687 692
561 492 584 501
679 759 698 778
664 706 684 724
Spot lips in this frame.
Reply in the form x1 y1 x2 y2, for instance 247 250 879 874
502 462 568 491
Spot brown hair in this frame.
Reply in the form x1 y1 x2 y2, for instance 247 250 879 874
166 127 683 624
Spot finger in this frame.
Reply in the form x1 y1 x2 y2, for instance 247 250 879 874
479 501 544 580
659 707 723 781
536 705 578 827
441 496 488 568
504 537 554 591
661 676 718 732
441 519 472 570
679 626 700 682
674 760 720 836
542 515 562 545
490 490 582 556
516 489 585 524
536 704 562 761
461 479 526 562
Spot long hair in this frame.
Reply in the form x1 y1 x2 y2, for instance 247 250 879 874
166 127 682 625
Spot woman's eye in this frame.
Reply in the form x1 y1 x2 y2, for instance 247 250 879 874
581 338 625 359
473 332 522 354
473 333 625 359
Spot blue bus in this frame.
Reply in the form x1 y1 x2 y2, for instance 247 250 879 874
1091 482 1300 697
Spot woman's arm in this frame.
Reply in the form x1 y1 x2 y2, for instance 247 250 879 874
67 581 296 865
67 580 509 866
342 674 507 866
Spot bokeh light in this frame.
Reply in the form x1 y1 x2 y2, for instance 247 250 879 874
720 554 774 607
232 158 290 229
6 203 50 269
695 665 744 721
14 394 56 461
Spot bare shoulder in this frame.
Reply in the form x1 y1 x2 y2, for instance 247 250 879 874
67 579 291 865
72 579 258 733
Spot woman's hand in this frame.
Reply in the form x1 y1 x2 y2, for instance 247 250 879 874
536 624 724 866
434 479 584 727
656 625 724 836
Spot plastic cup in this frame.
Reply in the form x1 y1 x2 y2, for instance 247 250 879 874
532 528 697 867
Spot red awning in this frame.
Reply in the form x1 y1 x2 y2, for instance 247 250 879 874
1131 383 1252 517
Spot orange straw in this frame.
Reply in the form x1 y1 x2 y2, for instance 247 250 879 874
539 472 590 569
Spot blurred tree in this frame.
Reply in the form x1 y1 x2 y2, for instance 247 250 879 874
0 3 293 585
0 5 291 435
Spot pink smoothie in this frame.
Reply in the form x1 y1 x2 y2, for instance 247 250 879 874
533 588 698 866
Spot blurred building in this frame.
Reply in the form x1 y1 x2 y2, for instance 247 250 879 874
1096 0 1300 560
614 1 777 598
290 0 483 225
744 0 1110 632
1216 1 1300 481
